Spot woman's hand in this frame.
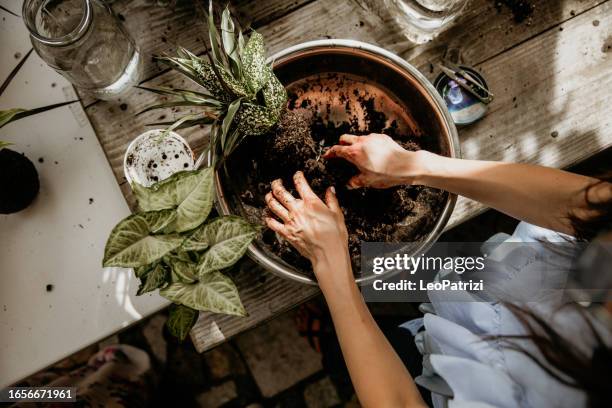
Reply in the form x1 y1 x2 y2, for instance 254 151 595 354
264 171 349 271
323 133 429 189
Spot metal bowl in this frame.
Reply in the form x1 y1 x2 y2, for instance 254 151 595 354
211 39 460 285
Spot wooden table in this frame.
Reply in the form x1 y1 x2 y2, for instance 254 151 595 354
81 0 612 352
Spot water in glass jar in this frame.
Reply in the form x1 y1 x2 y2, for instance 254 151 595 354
26 0 142 99
355 0 468 44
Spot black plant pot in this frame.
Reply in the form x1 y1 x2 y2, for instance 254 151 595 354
0 148 40 214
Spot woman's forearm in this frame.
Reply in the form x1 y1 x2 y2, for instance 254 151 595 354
408 151 597 235
313 251 427 408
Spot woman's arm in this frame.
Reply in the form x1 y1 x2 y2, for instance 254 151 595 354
314 252 427 408
324 133 599 235
264 172 427 408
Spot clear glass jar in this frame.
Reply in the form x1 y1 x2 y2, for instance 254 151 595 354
354 0 469 44
23 0 142 100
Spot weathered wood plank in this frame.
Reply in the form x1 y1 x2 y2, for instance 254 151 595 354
231 0 316 28
188 1 612 352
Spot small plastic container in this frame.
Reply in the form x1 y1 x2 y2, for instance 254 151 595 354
123 129 195 188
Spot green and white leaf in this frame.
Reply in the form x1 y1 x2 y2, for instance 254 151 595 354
161 55 227 101
238 31 246 55
0 101 76 129
0 108 26 129
164 255 198 283
170 167 215 232
134 263 155 278
182 229 210 252
242 32 269 94
196 216 257 277
235 103 277 136
0 140 12 150
133 179 176 211
221 98 241 149
173 249 194 263
208 0 224 67
137 263 169 295
132 168 215 233
221 6 241 78
160 271 246 316
103 210 183 267
262 68 287 116
167 304 199 341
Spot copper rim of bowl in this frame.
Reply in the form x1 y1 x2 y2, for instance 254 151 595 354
210 39 461 286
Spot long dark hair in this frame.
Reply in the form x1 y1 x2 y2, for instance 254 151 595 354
499 304 611 408
568 175 612 241
503 175 612 407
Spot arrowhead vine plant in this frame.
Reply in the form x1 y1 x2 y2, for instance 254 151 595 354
103 167 258 340
103 3 286 340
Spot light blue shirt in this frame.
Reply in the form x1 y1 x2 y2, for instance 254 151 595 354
404 222 610 408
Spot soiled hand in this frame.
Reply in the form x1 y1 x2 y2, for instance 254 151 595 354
323 133 421 189
264 171 348 267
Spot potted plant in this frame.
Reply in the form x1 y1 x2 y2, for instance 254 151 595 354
107 2 459 340
138 3 459 285
0 50 76 214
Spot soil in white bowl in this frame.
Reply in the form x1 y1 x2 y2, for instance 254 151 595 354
124 129 195 187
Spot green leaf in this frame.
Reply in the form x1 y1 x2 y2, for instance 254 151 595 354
1 49 32 96
221 6 241 78
0 109 26 128
172 249 193 263
103 210 183 267
196 216 257 277
157 56 221 98
0 100 77 129
235 103 278 136
0 141 12 150
163 114 207 137
132 168 215 233
215 65 249 97
160 271 246 316
170 167 215 232
164 255 198 283
160 54 247 99
262 68 287 117
242 32 269 93
238 31 246 55
167 304 199 341
134 263 155 278
146 116 215 130
132 178 177 211
137 263 169 295
182 236 209 252
137 100 221 116
221 99 241 150
137 85 218 102
208 1 225 68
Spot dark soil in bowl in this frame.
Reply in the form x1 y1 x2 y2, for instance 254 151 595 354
227 73 447 274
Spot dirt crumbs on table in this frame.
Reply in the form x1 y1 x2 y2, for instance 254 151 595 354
231 100 445 274
493 0 535 23
602 36 612 53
